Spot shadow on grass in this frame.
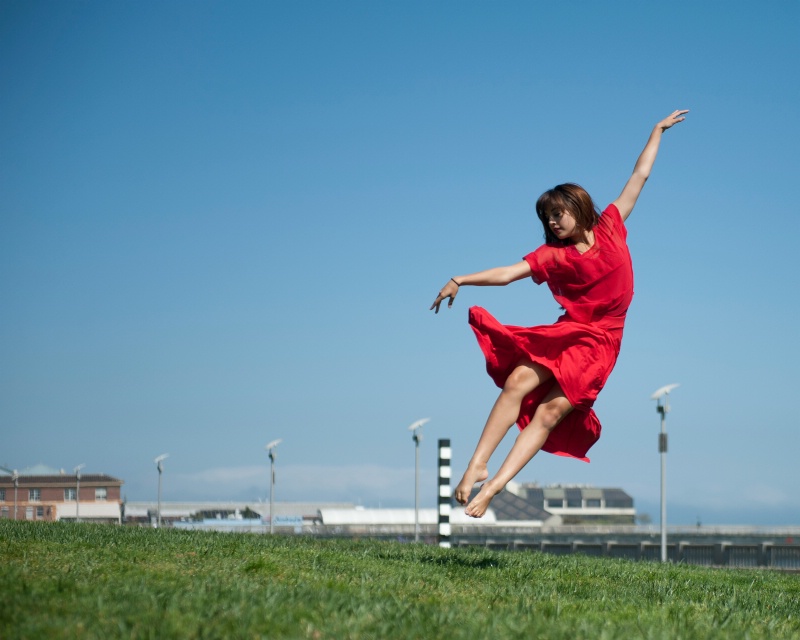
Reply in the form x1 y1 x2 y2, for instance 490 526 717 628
419 551 506 571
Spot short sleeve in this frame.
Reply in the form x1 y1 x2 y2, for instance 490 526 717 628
524 245 552 284
599 203 627 240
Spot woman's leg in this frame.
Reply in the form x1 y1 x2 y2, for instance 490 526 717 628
454 359 554 505
465 382 573 518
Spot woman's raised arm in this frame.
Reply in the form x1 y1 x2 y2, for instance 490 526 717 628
613 109 689 222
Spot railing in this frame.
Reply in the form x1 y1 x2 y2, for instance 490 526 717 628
456 539 800 569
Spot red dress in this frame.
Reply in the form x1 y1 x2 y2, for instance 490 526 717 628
469 204 633 462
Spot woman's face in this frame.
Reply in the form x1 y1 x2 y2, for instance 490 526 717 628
546 209 579 240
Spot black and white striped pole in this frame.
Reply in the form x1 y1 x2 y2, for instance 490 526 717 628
438 439 452 548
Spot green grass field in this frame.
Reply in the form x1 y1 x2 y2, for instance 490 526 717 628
1 521 798 639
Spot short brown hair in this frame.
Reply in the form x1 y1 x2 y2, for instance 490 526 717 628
535 183 601 245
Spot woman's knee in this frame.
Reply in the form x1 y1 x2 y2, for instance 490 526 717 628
536 398 573 432
504 366 537 396
504 360 550 396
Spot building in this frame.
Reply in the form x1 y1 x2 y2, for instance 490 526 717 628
0 465 123 524
461 481 635 525
307 482 634 537
504 482 636 525
123 500 355 528
0 462 633 529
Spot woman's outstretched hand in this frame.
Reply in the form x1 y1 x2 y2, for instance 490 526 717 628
430 279 460 313
657 109 689 132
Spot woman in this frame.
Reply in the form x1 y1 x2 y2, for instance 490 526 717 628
431 110 688 518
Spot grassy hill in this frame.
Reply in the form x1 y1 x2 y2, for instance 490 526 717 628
1 521 798 639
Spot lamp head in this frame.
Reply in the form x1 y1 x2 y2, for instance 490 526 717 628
0 466 18 481
650 383 680 401
407 418 430 433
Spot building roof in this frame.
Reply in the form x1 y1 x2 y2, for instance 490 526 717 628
464 487 554 523
518 484 633 501
481 489 554 522
0 474 122 487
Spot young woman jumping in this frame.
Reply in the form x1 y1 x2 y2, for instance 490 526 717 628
431 110 688 518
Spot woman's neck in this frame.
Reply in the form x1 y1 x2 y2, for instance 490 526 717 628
571 229 595 253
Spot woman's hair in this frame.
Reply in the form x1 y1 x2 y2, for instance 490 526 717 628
535 183 601 245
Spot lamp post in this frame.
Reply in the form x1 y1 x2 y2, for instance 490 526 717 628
0 466 18 520
154 454 169 528
73 464 86 523
265 440 282 534
12 469 18 521
408 418 430 543
651 384 679 563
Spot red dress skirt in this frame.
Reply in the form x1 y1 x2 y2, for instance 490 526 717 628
468 204 633 462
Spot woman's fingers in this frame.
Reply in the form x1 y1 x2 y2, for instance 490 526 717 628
660 109 689 130
430 287 457 313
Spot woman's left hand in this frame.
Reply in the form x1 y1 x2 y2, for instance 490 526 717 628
430 280 459 313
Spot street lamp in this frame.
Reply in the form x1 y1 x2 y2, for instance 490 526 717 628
12 469 18 521
73 464 86 523
154 454 169 528
651 383 679 563
408 418 430 543
265 440 282 534
0 466 18 520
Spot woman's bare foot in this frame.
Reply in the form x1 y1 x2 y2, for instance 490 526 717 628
454 463 489 505
465 481 501 518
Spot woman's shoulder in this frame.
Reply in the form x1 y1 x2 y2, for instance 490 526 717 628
524 241 570 283
525 241 567 260
600 203 621 224
597 203 626 238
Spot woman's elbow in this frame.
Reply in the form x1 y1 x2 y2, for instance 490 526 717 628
498 266 527 285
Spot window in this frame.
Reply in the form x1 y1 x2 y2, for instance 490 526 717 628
1 507 8 519
95 487 107 501
29 488 41 502
0 489 5 501
25 507 34 520
566 499 582 508
546 499 564 509
36 506 44 518
64 488 77 501
586 499 602 508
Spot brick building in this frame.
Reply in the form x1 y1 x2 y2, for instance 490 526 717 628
0 465 123 523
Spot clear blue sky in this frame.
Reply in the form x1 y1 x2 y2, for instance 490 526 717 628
2 1 798 525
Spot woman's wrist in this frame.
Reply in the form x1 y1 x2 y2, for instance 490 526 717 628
451 277 461 287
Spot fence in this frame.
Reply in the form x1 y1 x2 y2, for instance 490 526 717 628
456 539 800 568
